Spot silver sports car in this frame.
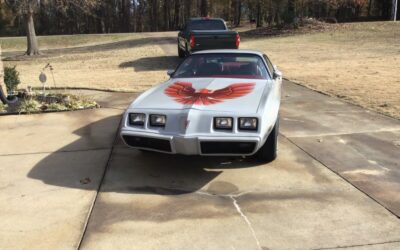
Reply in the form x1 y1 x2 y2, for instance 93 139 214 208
120 50 282 162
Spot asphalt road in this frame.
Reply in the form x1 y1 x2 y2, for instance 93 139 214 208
1 37 400 250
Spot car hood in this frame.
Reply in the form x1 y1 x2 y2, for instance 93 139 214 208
130 77 271 113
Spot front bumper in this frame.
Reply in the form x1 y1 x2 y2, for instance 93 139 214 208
120 131 261 156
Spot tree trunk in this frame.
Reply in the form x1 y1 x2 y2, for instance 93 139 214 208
237 0 242 26
25 9 40 56
164 0 170 30
200 0 208 17
174 0 180 29
184 0 192 22
286 0 296 23
393 0 399 20
151 0 158 31
381 0 392 19
256 0 262 27
367 0 373 16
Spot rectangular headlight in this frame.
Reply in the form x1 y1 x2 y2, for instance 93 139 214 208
239 117 258 130
129 113 146 126
214 117 233 130
150 114 167 127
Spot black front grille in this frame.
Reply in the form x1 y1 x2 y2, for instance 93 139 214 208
200 141 256 154
123 135 172 152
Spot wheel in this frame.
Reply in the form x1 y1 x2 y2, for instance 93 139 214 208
184 44 190 57
256 118 279 162
178 44 185 58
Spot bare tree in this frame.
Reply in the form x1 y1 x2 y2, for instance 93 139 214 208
5 0 100 56
200 0 208 17
256 0 263 27
5 0 40 55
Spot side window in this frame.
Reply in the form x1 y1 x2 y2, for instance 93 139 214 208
263 54 274 76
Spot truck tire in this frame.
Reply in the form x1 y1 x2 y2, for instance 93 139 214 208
256 118 279 163
178 44 185 58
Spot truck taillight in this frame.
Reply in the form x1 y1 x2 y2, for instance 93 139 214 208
235 34 240 48
189 34 196 48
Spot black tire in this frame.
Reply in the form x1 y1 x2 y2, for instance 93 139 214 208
256 118 279 163
184 43 190 57
178 44 185 58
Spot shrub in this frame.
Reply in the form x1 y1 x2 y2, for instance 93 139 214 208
64 94 98 110
47 102 67 111
0 102 7 112
18 99 41 114
4 66 21 92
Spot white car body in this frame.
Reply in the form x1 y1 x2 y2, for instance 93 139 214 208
120 50 282 156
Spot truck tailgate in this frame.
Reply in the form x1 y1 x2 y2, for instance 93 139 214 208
191 30 238 50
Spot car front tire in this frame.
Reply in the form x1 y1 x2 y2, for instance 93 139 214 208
256 118 279 163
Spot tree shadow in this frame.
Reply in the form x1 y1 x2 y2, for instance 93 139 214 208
3 36 177 60
119 55 182 72
27 113 261 195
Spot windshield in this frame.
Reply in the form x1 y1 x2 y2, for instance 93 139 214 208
188 20 226 30
173 53 270 79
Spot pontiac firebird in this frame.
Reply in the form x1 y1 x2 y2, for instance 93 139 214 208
120 50 282 162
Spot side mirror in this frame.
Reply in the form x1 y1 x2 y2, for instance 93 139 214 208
273 70 282 80
272 65 282 79
167 69 175 77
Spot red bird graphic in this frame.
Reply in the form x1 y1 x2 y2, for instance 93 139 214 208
164 81 255 105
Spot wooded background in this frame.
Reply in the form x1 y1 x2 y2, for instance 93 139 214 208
0 0 398 36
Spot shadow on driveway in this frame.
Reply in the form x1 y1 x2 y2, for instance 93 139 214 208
27 114 261 195
119 55 182 72
3 36 177 60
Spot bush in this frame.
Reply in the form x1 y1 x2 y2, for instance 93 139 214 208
47 102 67 111
17 99 40 114
4 66 21 92
64 95 98 110
0 102 7 112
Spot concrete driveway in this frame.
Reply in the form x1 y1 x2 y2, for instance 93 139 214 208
1 40 400 249
1 80 399 250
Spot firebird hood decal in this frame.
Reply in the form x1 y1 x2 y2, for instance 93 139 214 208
131 78 270 113
164 81 255 105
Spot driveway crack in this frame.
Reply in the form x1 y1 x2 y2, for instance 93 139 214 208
75 119 122 250
313 239 400 249
230 195 262 250
196 191 262 250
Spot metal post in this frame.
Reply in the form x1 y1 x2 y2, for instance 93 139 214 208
395 0 398 21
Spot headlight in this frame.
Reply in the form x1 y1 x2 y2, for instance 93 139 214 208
214 117 233 130
239 117 258 130
129 113 146 126
150 114 167 127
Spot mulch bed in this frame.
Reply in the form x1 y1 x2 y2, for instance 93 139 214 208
0 92 99 115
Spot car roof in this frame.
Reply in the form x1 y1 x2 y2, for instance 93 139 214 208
189 17 225 21
192 49 265 57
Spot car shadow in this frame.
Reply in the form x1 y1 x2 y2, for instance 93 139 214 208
27 114 262 195
119 55 182 72
3 36 177 60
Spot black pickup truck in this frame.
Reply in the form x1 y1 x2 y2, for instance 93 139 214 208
177 18 240 57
